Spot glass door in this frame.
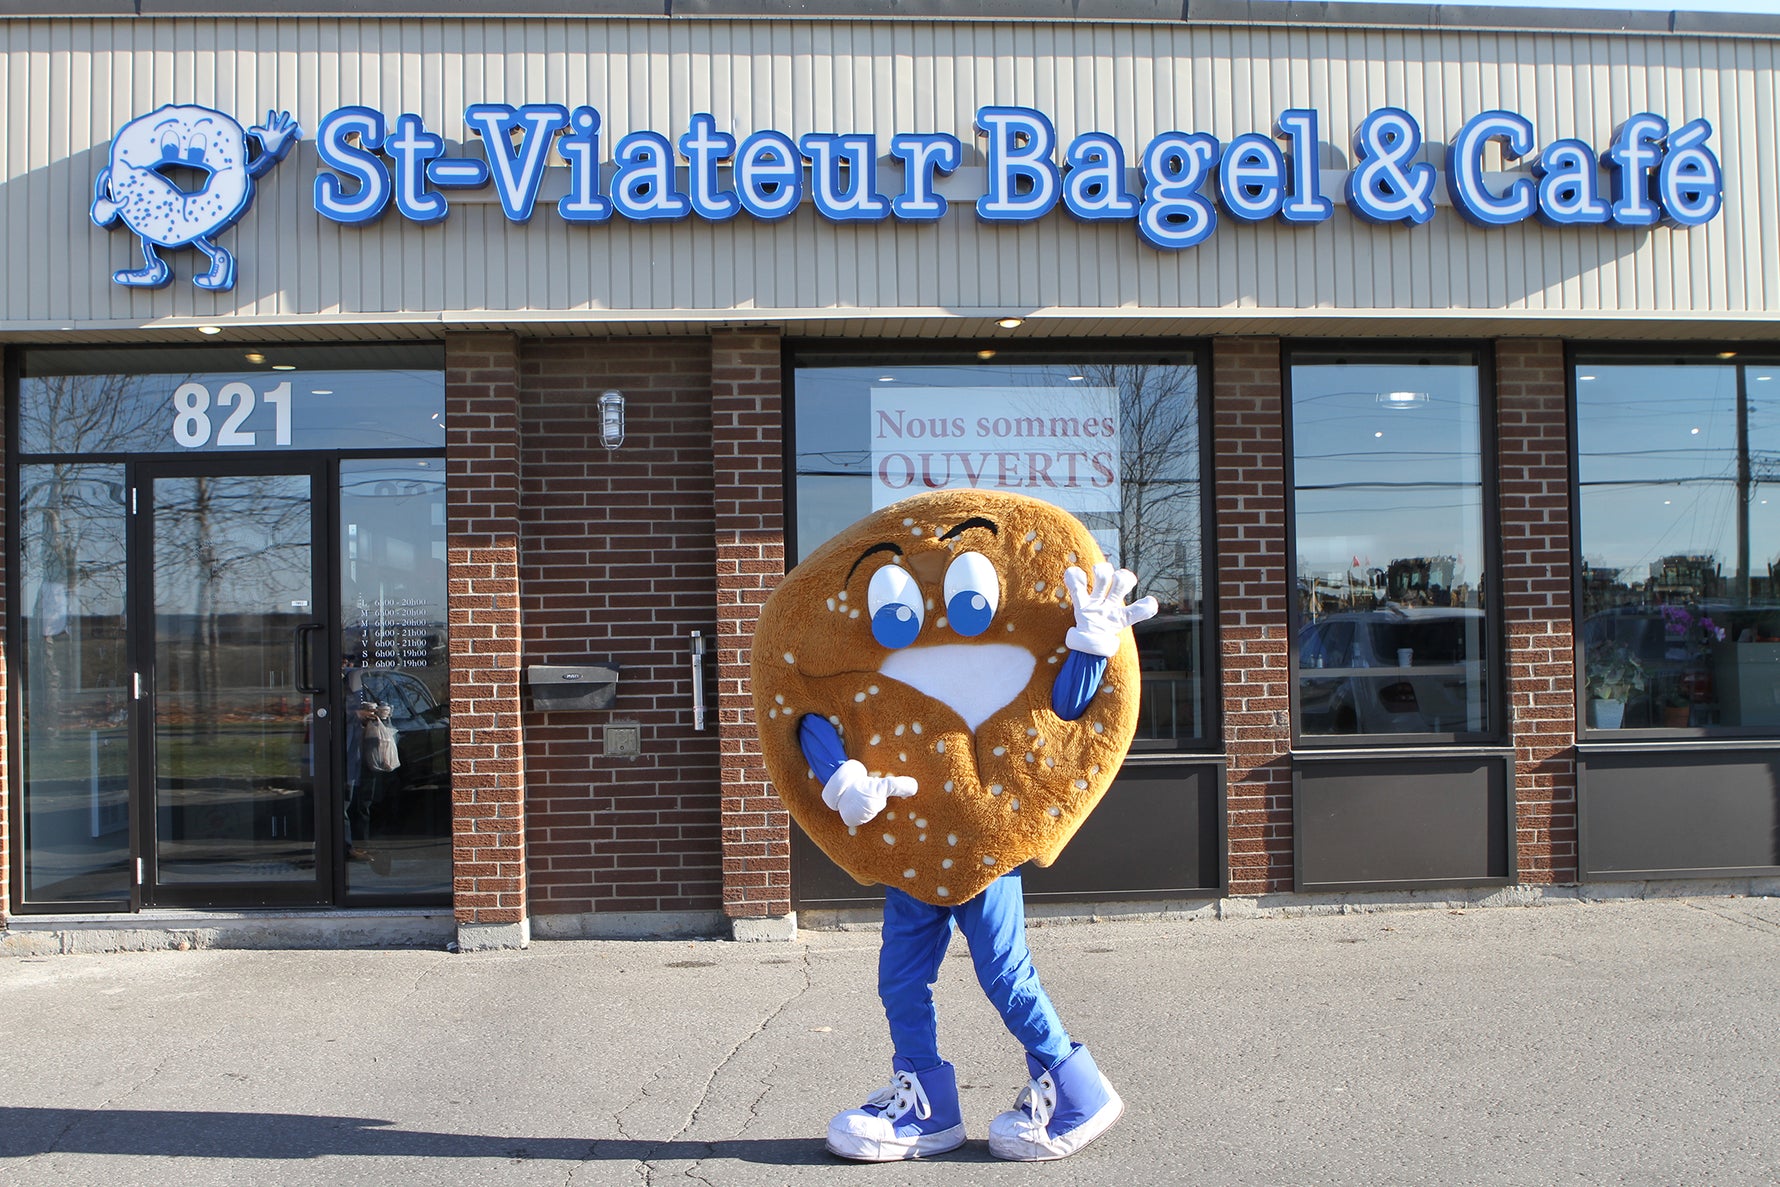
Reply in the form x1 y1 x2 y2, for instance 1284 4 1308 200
137 461 333 906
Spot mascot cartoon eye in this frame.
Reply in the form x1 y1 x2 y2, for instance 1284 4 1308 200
867 563 924 649
942 551 1000 637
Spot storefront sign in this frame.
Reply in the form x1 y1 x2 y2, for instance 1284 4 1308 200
92 100 1724 290
869 386 1121 517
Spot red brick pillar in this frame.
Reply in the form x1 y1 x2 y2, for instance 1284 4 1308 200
1214 337 1295 897
1496 340 1578 884
446 333 530 948
712 329 794 939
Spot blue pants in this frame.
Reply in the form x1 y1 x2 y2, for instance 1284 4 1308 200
879 868 1072 1070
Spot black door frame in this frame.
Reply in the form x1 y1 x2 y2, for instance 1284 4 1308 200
129 454 340 909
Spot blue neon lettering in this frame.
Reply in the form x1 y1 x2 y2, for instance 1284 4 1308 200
611 131 691 221
1275 109 1333 224
386 113 447 224
680 113 740 221
1607 113 1667 227
889 133 961 221
463 103 569 223
1657 118 1722 227
1533 139 1609 226
735 131 802 220
1218 133 1286 222
976 106 1059 222
799 134 891 221
1138 131 1219 249
1062 133 1138 220
314 107 392 224
1346 108 1436 225
292 100 1722 242
1445 110 1537 227
557 106 611 223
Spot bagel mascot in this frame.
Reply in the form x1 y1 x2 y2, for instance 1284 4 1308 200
750 488 1157 1162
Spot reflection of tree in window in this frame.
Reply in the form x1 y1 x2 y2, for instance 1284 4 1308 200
1078 363 1201 607
20 465 129 727
19 372 178 455
155 476 310 742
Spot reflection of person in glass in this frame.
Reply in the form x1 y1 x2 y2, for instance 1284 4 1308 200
343 664 394 875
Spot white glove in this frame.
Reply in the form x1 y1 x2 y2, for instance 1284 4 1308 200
1063 563 1160 657
821 759 917 827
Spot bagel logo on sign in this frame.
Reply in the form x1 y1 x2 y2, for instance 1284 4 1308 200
91 105 301 293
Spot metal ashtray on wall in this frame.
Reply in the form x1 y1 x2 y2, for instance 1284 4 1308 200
525 663 620 711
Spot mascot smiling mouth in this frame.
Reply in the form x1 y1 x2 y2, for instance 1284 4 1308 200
876 643 1037 733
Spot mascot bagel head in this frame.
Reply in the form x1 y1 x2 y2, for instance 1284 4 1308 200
750 489 1147 906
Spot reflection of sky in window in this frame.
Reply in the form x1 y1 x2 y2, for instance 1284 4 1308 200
794 362 1199 572
1291 363 1483 585
18 370 446 455
1577 363 1780 583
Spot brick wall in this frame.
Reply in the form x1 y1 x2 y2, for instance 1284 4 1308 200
1212 337 1295 896
517 338 723 916
711 330 790 920
1495 339 1578 884
445 334 529 927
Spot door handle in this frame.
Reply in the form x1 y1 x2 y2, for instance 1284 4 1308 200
294 623 325 694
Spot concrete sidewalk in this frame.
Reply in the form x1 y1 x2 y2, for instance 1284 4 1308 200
3 894 1777 1186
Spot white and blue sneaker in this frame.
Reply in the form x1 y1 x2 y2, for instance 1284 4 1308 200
988 1043 1124 1161
825 1057 966 1161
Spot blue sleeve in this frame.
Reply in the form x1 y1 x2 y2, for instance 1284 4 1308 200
1051 650 1108 721
798 714 849 784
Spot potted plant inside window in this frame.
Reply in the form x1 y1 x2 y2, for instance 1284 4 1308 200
1585 640 1646 729
1661 685 1692 729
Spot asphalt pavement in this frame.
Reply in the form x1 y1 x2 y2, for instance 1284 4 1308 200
3 894 1778 1186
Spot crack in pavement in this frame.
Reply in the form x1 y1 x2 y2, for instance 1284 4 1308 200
636 946 815 1187
1685 899 1780 937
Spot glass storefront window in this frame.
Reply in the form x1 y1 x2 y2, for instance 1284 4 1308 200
1575 356 1780 733
792 345 1211 749
1289 351 1494 740
17 464 131 903
12 344 448 910
18 343 444 455
340 459 451 896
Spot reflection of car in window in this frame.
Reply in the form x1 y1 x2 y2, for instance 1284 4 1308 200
1298 607 1485 735
1131 612 1202 742
356 670 450 792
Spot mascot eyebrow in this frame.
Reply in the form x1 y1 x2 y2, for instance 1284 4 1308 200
846 542 904 584
938 516 1000 542
843 516 1002 585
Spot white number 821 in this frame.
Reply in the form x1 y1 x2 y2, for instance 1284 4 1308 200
171 380 294 448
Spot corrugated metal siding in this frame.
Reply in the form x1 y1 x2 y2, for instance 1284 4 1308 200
3 16 1778 333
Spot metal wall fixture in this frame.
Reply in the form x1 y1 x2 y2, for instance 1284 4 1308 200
599 389 625 449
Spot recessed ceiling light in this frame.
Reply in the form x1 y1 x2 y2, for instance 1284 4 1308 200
271 364 296 371
197 325 222 335
1718 351 1738 359
976 349 997 360
244 352 266 364
997 317 1024 329
1377 390 1429 409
